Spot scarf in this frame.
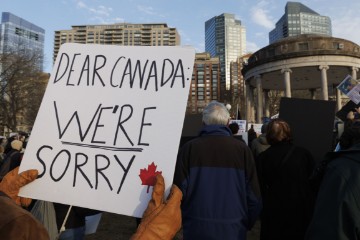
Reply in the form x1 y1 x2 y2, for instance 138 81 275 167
198 124 232 137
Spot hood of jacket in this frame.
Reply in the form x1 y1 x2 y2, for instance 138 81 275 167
257 134 268 145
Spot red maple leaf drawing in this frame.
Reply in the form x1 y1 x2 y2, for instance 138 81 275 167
139 162 162 193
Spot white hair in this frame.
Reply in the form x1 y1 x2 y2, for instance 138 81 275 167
202 101 230 125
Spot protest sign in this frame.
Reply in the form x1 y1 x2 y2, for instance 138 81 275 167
337 74 360 104
229 120 247 133
247 123 262 134
19 43 195 218
279 97 336 163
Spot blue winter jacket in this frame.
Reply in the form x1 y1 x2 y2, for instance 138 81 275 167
173 125 262 240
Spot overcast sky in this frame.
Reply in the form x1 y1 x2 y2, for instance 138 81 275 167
3 0 360 72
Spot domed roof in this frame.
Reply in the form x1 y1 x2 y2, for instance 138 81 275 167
244 34 360 69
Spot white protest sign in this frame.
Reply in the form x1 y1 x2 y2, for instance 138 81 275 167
247 124 263 134
19 43 195 218
229 120 247 133
337 74 360 104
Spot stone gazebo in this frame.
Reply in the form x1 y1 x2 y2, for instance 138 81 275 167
242 34 360 123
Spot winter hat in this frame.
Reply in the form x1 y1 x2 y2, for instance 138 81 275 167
11 140 23 151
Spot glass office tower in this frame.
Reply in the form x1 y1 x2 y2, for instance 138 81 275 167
0 12 45 70
205 13 246 91
269 2 331 44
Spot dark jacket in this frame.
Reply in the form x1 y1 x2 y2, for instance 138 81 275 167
0 192 49 240
173 125 262 240
305 143 360 240
256 142 315 240
0 149 22 181
251 133 270 158
247 128 257 148
6 149 22 172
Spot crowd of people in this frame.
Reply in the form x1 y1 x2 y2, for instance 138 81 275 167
1 100 360 239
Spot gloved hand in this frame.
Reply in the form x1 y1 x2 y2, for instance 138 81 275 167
131 174 182 240
0 166 38 207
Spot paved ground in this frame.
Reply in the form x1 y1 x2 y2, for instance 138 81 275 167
85 212 261 240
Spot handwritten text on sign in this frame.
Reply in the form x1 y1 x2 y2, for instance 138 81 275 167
19 43 195 218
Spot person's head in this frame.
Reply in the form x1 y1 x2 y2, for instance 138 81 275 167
202 101 230 126
339 121 360 149
261 123 268 134
266 119 292 145
18 131 29 142
228 122 239 135
11 140 23 151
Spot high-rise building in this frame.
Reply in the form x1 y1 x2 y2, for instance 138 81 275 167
0 12 45 70
269 2 332 44
205 13 246 92
187 52 220 114
54 23 180 63
230 53 251 119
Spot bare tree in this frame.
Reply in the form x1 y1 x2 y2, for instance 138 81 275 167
268 90 283 117
0 44 46 133
22 72 49 128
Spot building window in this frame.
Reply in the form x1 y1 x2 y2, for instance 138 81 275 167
333 42 344 49
298 42 309 51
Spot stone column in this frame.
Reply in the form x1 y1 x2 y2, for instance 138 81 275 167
246 83 252 123
250 87 256 123
309 88 316 100
352 66 359 80
336 88 342 111
319 65 329 100
255 75 263 123
264 90 270 118
281 68 292 97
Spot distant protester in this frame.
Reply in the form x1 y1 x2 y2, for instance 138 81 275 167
251 123 270 158
0 140 23 181
228 122 239 135
256 119 315 240
247 124 257 148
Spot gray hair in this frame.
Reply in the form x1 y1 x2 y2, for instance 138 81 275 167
202 101 230 125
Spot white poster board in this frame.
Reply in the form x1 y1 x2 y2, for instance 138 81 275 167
247 123 263 135
19 43 195 218
229 120 247 133
337 74 360 104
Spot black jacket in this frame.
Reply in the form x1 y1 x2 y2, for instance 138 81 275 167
305 143 360 240
257 142 315 240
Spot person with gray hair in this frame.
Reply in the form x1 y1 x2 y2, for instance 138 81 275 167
202 101 230 125
174 100 262 239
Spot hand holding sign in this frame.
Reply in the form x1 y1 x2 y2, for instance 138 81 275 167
0 167 38 207
131 174 182 240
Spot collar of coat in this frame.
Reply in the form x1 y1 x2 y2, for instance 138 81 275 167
199 124 232 137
